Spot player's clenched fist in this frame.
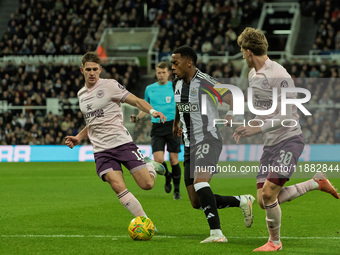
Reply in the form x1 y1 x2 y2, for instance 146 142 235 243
65 136 79 149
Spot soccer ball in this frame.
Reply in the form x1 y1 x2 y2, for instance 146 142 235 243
128 216 155 241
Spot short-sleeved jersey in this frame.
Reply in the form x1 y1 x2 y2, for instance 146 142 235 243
78 78 132 153
174 69 229 147
144 81 176 123
248 58 302 146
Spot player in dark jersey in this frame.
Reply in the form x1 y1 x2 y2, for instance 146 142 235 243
171 45 255 243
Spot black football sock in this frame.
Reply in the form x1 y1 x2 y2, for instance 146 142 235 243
162 162 171 183
171 163 181 192
194 182 221 230
215 195 241 209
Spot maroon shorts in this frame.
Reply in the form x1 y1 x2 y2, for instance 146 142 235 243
257 134 305 188
94 142 147 181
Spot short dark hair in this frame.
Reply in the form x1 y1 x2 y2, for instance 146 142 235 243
81 51 100 66
173 45 197 65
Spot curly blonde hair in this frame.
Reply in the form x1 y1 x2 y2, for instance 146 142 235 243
237 27 268 56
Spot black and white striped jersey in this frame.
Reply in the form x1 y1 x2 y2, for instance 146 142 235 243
174 69 230 147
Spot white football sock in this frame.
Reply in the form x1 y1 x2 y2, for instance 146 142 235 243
118 189 146 217
264 200 281 243
278 179 318 204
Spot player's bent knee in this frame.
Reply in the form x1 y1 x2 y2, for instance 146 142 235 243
132 167 155 190
139 180 154 190
170 160 179 166
169 158 179 165
257 200 265 209
261 189 275 204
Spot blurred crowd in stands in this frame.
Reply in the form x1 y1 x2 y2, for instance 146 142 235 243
300 0 340 51
0 0 263 56
149 0 263 55
1 0 340 145
1 58 339 146
1 0 144 56
0 59 139 145
0 59 140 99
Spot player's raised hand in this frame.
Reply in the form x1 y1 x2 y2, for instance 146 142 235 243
65 136 79 149
152 111 167 123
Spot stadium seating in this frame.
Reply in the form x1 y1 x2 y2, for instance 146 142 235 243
0 0 263 57
0 59 140 145
0 0 339 145
304 0 340 52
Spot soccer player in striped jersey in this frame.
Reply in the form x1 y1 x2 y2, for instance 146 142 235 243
171 45 255 243
234 27 339 252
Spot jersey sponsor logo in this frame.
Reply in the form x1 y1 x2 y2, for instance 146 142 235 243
253 91 273 109
176 102 199 112
166 96 171 103
253 99 273 109
84 109 104 119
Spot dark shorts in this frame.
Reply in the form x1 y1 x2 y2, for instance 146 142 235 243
94 142 147 181
151 121 181 153
183 138 222 186
257 134 305 188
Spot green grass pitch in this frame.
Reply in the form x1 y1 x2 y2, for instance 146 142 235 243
0 161 339 255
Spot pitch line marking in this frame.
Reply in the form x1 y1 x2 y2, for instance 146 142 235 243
0 234 339 240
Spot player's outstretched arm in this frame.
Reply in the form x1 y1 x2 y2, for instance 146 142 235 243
125 94 166 123
65 126 88 149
